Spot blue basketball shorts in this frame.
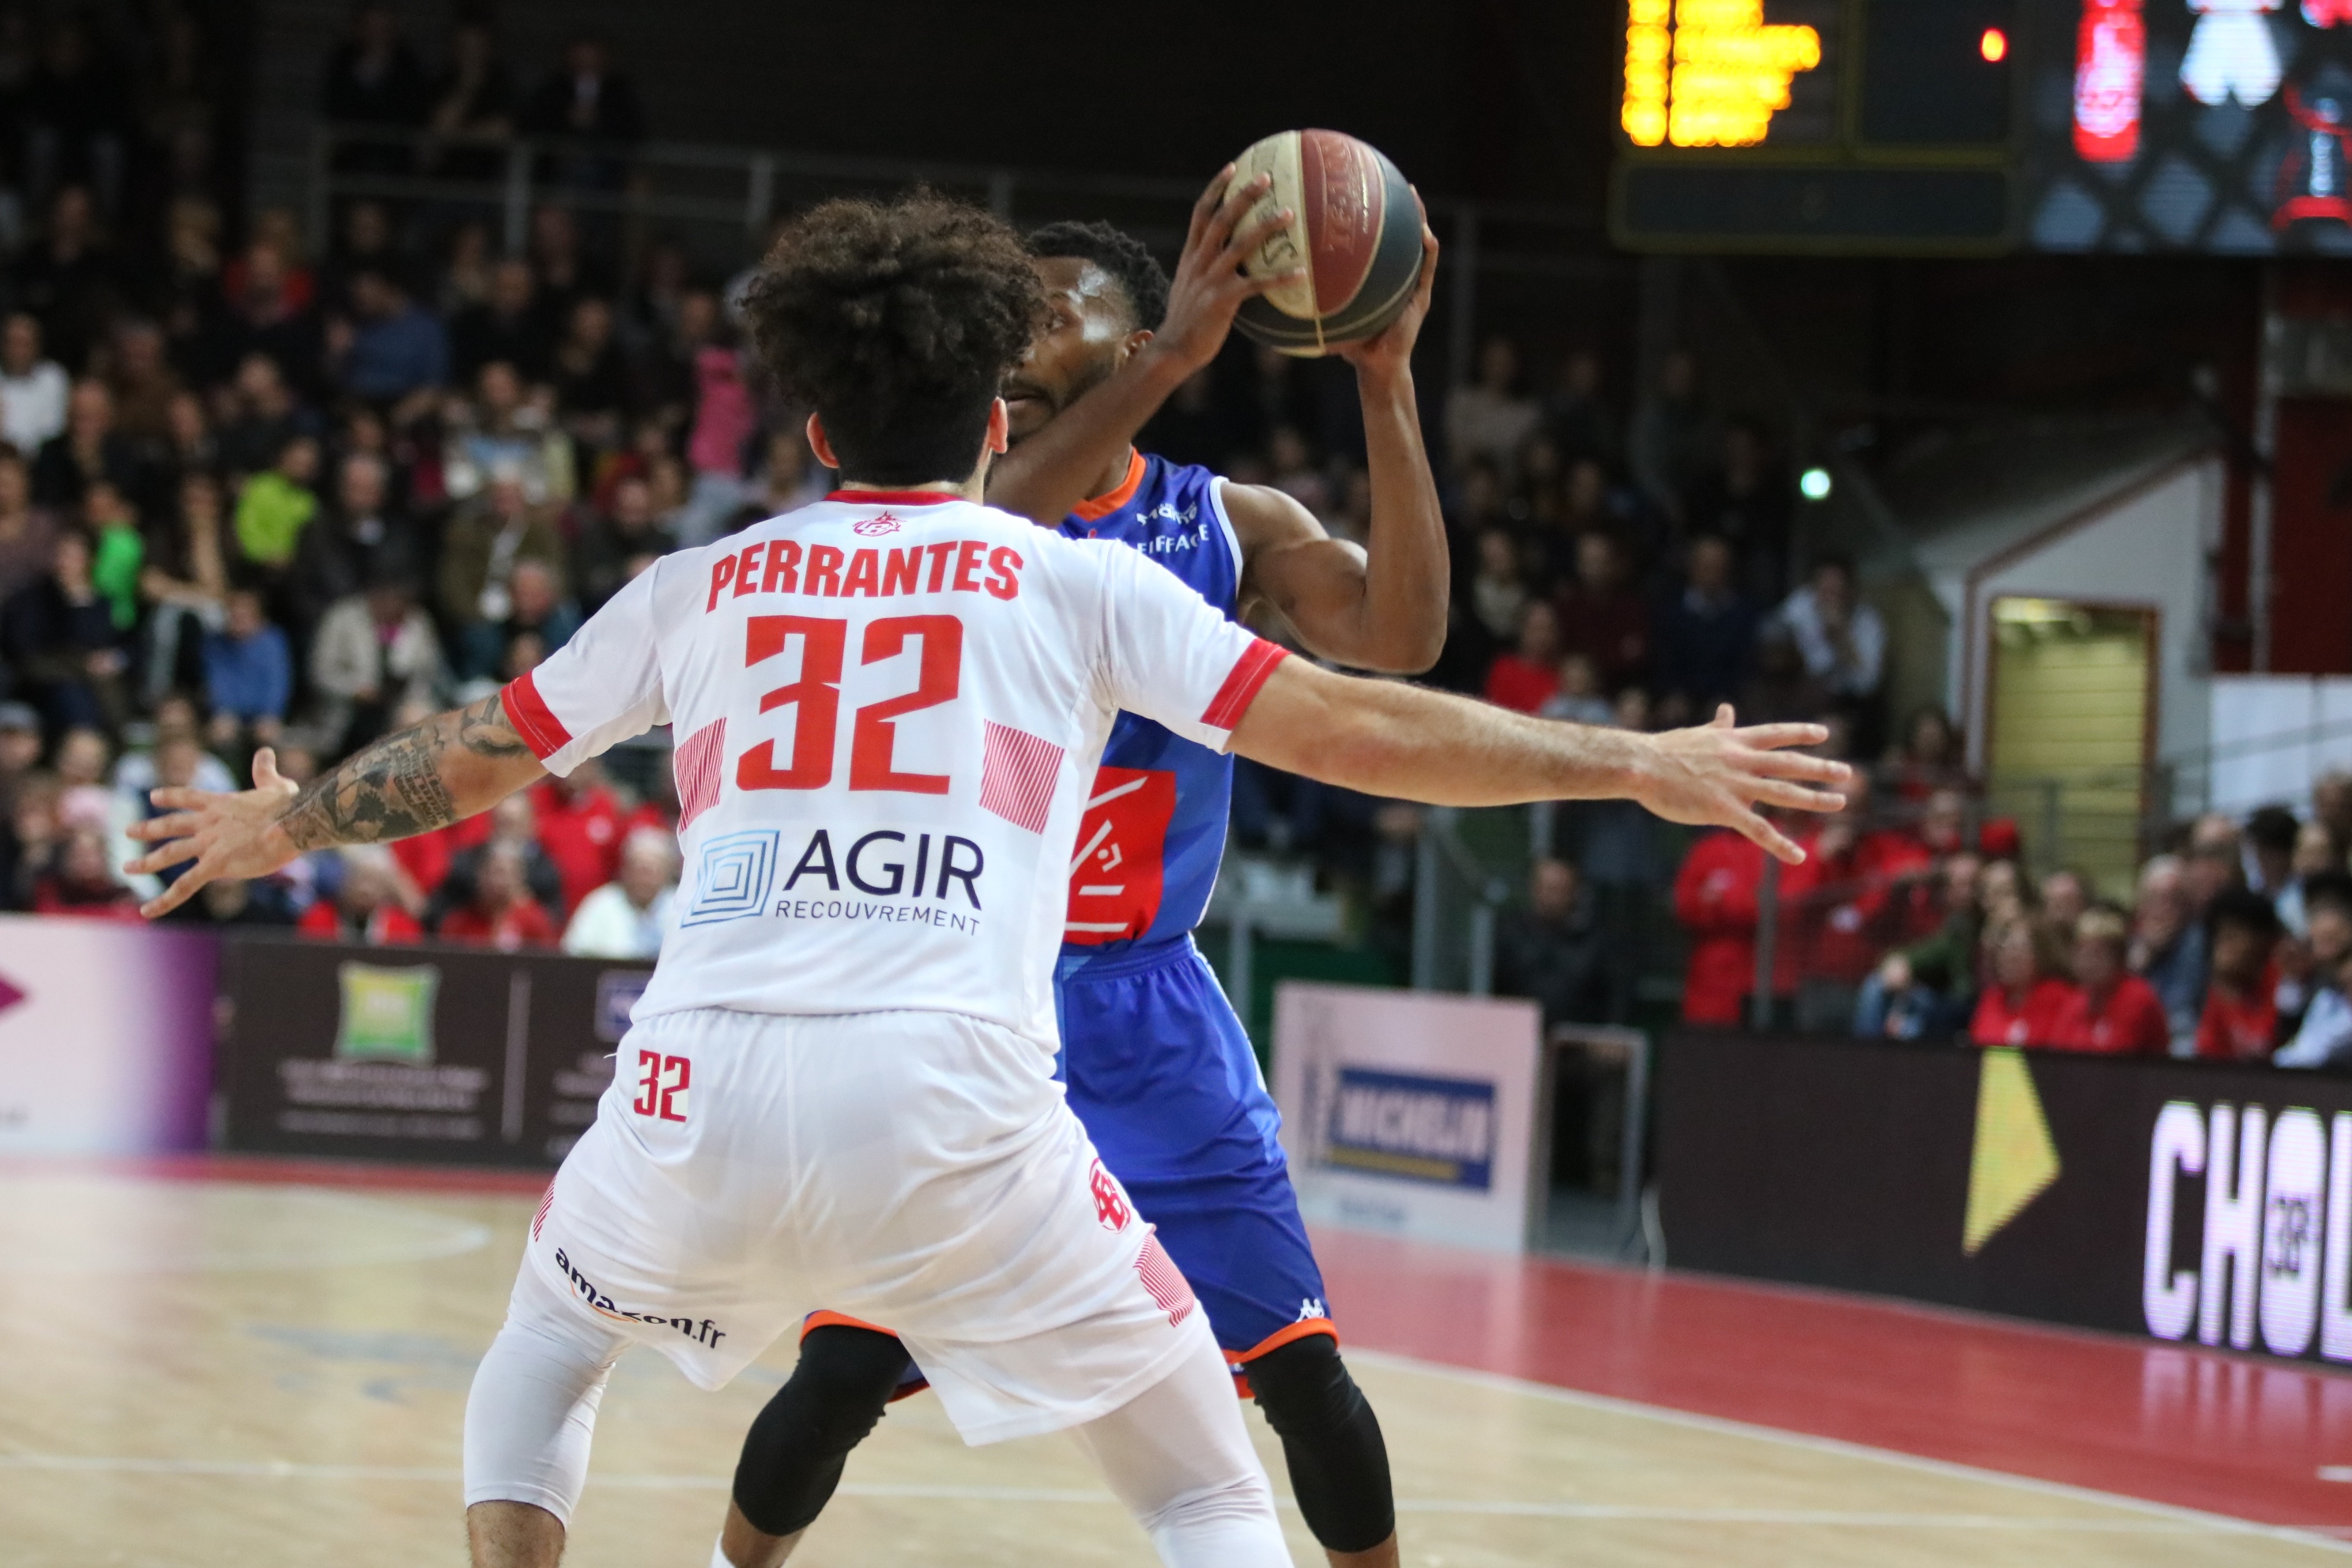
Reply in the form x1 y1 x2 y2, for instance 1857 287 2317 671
1052 935 1335 1369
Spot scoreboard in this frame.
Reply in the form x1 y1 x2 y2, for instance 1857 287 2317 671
1614 1 2352 254
1619 0 1843 150
1613 0 2019 251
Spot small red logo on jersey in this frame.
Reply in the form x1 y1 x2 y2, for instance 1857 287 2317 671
854 513 900 536
1090 1159 1132 1231
1065 767 1176 945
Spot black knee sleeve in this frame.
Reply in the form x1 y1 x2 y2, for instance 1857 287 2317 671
1246 1336 1396 1555
732 1325 911 1538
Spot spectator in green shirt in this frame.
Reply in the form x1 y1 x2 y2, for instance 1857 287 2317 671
83 480 143 633
232 433 322 568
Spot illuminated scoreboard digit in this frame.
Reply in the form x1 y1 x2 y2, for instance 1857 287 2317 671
1612 0 2021 254
1621 0 1840 150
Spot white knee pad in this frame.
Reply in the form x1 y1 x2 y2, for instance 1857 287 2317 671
463 1261 628 1527
1067 1317 1293 1568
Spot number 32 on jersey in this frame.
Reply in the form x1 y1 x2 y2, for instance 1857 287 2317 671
632 1050 689 1122
737 613 961 795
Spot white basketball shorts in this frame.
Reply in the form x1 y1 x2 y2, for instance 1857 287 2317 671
518 1004 1204 1444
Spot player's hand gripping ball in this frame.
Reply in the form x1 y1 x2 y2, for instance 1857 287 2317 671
1227 128 1425 358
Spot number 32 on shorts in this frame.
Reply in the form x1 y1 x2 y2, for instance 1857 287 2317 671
631 1050 690 1122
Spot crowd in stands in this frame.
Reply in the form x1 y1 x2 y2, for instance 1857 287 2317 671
0 0 1877 977
1185 327 1879 937
1156 330 1867 740
0 4 718 956
1647 762 2352 1069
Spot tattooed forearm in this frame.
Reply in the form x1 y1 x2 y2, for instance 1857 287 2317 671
457 692 533 760
278 724 460 849
276 694 539 851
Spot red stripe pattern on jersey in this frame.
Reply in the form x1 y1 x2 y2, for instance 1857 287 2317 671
531 1182 555 1242
501 671 574 760
673 718 728 832
978 721 1063 835
1134 1232 1197 1327
1200 641 1289 731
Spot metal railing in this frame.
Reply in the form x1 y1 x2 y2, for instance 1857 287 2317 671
307 125 1611 387
1200 859 1347 1043
1412 805 1532 996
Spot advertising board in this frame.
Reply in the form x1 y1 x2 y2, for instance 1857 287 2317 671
217 938 651 1168
1271 982 1542 1252
0 914 214 1155
1658 1030 2352 1363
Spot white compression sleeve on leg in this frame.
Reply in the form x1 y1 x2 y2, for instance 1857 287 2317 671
464 1262 628 1526
1066 1316 1294 1568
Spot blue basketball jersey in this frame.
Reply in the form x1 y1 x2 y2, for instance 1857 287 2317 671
1057 451 1243 967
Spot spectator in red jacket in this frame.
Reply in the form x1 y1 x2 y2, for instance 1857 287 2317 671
1673 821 1821 1027
438 840 557 950
1792 768 1905 1030
1483 600 1562 714
429 790 564 925
32 825 141 920
1553 529 1649 692
1884 787 1968 943
531 759 626 915
2196 888 2283 1062
2050 906 2172 1055
1970 914 2073 1046
296 846 422 945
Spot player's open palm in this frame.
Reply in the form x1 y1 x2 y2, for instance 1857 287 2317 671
124 747 303 918
1637 705 1849 865
1151 165 1304 373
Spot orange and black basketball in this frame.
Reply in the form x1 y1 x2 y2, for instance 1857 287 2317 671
1229 129 1423 358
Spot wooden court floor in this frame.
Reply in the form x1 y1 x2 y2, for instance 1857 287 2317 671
0 1163 2346 1566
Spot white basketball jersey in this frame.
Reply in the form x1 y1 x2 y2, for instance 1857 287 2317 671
503 488 1285 1047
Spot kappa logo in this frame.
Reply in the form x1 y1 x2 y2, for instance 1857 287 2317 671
1090 1158 1133 1231
1297 1297 1329 1321
853 512 901 536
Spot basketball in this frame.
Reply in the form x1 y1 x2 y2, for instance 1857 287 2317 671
1228 128 1424 357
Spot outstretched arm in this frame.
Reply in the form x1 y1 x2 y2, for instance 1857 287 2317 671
126 691 548 918
1231 661 1845 864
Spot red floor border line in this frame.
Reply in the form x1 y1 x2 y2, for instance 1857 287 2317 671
1302 1223 2352 1531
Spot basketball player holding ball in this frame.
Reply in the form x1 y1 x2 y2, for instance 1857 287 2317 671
738 151 1446 1568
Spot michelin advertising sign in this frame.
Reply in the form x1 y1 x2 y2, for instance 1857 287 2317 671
1272 982 1540 1252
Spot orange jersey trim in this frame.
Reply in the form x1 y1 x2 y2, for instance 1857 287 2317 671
1069 450 1148 523
799 1310 930 1403
1223 1317 1340 1397
800 1309 899 1340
